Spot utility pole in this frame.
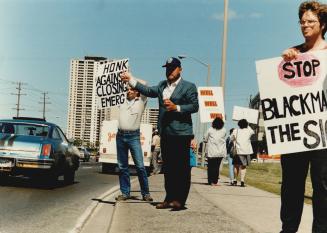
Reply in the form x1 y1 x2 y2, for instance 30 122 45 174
11 82 26 117
39 92 51 119
220 0 229 95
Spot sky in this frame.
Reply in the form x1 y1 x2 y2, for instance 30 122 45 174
0 0 317 138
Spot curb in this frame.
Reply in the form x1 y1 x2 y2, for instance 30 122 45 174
69 177 138 233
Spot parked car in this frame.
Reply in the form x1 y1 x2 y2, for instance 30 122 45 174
0 117 80 184
77 147 90 162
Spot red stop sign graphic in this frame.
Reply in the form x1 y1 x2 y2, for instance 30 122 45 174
278 53 321 87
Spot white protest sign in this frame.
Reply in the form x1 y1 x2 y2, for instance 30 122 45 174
198 86 225 123
95 59 129 109
232 106 259 124
256 50 327 155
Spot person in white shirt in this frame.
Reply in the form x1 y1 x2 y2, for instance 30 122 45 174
115 80 153 202
231 119 254 187
203 117 227 186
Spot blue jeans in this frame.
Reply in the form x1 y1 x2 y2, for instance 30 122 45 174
116 130 150 197
227 155 234 181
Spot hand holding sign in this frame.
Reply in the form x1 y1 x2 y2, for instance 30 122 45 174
120 71 131 83
282 47 300 61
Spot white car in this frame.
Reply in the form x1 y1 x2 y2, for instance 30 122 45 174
77 147 90 162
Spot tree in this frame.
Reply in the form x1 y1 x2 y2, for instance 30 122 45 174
73 138 83 146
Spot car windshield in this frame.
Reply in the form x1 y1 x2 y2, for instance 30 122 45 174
0 122 49 137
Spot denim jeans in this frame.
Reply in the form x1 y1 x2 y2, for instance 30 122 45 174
227 155 234 181
116 130 150 197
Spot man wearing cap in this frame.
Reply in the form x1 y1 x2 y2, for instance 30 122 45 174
120 57 199 210
115 80 153 202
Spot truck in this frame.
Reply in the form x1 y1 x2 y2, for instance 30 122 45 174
99 120 152 173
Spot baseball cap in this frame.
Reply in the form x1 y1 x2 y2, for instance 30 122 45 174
162 57 181 68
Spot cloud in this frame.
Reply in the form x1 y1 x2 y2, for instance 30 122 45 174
212 10 263 21
249 12 263 19
212 9 240 21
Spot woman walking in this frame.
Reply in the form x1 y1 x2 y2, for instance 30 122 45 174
203 117 226 186
231 119 254 187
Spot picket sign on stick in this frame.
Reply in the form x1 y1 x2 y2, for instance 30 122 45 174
256 50 327 155
198 86 225 123
232 106 259 124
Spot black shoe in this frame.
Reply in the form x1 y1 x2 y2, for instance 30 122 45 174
170 200 184 210
115 194 130 201
142 194 153 202
241 181 245 187
233 180 237 186
156 201 171 209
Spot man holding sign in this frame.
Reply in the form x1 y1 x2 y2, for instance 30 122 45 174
120 57 199 211
115 80 153 202
273 1 327 232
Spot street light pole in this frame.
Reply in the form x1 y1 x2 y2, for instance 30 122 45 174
220 0 229 95
207 64 211 87
178 55 210 86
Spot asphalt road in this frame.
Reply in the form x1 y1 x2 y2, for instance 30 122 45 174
0 160 118 233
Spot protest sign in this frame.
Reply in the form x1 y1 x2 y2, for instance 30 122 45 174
256 50 327 154
95 59 129 109
232 106 259 124
198 86 225 123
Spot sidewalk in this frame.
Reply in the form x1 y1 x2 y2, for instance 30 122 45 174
80 167 313 233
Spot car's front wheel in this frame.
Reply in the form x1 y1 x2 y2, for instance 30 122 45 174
0 173 9 184
64 169 75 184
48 173 58 185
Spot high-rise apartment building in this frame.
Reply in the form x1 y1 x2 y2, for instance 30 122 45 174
141 108 159 130
67 56 108 146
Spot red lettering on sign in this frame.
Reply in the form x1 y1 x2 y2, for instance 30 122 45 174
204 101 217 107
108 133 116 142
210 113 223 119
200 90 213 96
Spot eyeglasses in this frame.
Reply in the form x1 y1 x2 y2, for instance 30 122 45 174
298 20 319 26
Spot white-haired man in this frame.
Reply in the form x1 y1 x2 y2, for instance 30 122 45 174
115 79 153 202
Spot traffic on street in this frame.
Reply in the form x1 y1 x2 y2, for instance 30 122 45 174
0 160 119 233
